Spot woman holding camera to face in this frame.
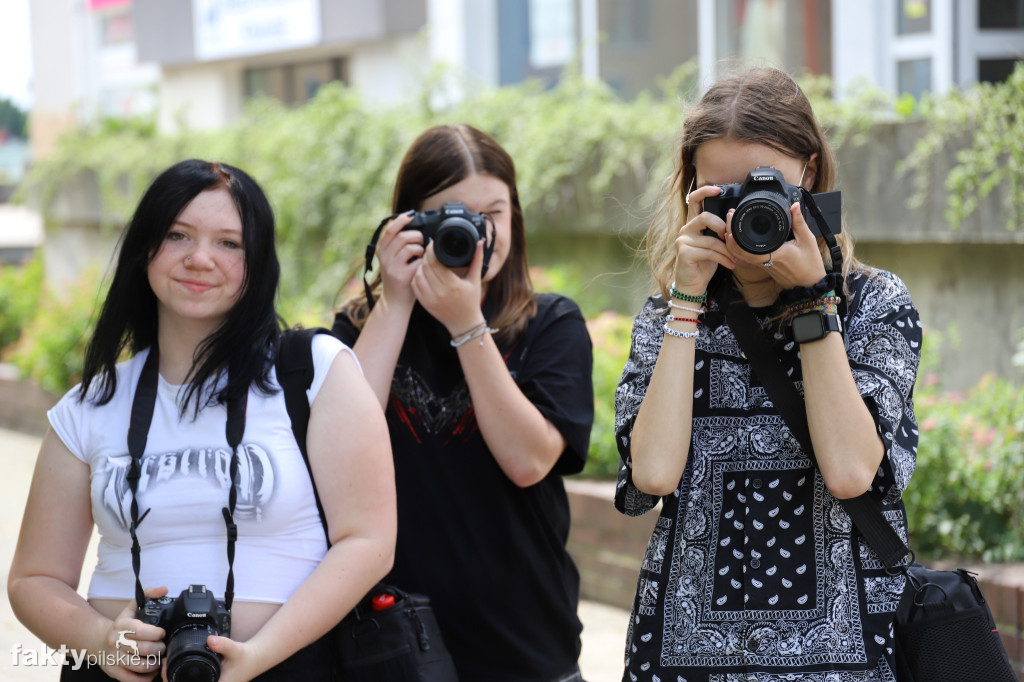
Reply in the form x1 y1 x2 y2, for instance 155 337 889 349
333 124 594 681
8 160 396 681
614 67 921 681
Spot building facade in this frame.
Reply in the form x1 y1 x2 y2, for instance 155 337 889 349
28 0 1024 139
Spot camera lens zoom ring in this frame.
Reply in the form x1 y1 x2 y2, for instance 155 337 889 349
166 626 220 682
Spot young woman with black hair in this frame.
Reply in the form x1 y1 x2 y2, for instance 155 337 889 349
8 159 396 681
334 124 594 681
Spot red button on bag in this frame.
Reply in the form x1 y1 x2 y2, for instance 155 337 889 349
371 593 396 611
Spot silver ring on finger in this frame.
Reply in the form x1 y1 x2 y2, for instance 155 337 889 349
762 254 774 269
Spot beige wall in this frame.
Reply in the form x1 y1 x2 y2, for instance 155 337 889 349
856 242 1024 391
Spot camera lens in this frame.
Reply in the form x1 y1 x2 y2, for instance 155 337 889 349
166 627 221 682
732 191 791 254
434 219 479 268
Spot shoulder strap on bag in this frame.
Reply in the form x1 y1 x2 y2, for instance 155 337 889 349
716 276 911 571
276 327 334 546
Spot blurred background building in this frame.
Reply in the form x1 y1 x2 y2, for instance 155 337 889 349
26 0 1024 150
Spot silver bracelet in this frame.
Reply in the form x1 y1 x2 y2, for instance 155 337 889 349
451 325 499 347
663 323 699 340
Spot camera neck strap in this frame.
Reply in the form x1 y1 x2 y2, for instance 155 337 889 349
802 189 842 264
126 347 247 610
362 213 498 311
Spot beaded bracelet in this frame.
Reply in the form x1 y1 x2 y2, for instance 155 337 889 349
667 316 700 324
669 281 708 304
794 301 839 316
664 324 699 340
667 300 705 315
789 295 841 315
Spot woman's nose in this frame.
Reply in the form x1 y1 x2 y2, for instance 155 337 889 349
184 243 215 269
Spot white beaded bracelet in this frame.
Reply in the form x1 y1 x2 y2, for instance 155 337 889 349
667 300 705 315
663 323 699 340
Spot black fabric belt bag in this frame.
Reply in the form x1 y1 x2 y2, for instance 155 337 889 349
276 328 459 682
720 277 1016 682
335 583 458 682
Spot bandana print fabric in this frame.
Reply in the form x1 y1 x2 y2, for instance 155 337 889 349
614 269 921 682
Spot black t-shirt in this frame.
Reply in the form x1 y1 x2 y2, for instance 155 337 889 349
333 293 594 681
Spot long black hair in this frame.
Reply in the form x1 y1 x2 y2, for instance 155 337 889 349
79 159 282 416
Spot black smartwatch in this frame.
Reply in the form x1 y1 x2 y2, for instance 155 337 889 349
790 311 842 344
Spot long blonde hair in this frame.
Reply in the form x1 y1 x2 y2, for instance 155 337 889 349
645 67 862 298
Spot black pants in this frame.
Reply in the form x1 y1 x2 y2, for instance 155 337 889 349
58 634 333 681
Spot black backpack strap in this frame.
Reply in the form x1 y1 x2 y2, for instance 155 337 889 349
717 278 911 571
276 327 334 546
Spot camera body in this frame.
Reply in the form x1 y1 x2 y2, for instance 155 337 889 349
703 166 841 254
404 202 487 268
137 584 231 682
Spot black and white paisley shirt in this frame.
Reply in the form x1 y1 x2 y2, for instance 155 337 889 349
614 269 922 682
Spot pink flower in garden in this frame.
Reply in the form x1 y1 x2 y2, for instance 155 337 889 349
971 427 997 450
920 417 938 432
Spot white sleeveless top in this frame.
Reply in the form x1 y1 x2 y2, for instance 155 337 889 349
48 335 353 603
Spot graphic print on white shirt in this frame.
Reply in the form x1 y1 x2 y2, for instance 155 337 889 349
97 442 276 529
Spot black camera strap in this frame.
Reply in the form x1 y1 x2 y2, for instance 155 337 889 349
802 191 843 286
362 214 395 310
126 347 247 610
363 213 498 310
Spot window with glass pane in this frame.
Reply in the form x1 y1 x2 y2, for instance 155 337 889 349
978 58 1022 83
898 58 932 97
897 0 931 34
244 59 345 105
714 0 831 76
978 0 1024 28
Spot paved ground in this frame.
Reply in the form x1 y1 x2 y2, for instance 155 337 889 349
0 427 630 681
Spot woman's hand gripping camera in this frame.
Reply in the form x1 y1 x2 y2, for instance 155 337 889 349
674 186 827 297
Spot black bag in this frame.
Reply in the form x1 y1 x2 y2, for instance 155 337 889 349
335 583 460 682
276 328 459 682
893 565 1015 681
719 273 1017 682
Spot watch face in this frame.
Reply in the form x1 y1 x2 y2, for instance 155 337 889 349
792 313 826 343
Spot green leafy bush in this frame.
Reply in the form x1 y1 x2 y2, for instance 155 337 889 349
899 61 1024 231
583 310 633 478
8 269 105 394
903 334 1024 561
0 255 43 353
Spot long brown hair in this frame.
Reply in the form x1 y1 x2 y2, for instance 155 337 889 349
646 66 863 297
340 124 536 345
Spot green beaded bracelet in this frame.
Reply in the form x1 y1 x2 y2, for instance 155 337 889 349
670 281 708 303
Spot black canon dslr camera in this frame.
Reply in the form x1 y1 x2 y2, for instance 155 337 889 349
703 166 841 254
404 202 487 268
137 584 231 682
